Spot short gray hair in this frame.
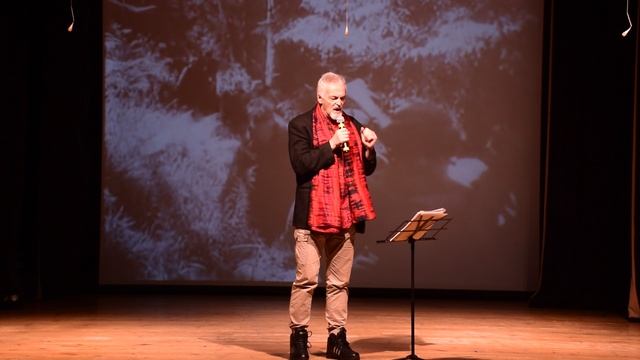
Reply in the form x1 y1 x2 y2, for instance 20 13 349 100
317 72 346 94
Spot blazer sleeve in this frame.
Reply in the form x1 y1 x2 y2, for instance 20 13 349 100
288 115 335 179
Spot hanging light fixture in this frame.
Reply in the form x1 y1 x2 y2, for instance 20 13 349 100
67 0 75 32
344 0 349 37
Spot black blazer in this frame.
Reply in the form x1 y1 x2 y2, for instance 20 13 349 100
288 108 377 233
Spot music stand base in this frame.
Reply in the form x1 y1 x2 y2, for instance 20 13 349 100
404 354 423 360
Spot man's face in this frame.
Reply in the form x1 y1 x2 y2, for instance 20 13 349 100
317 82 346 120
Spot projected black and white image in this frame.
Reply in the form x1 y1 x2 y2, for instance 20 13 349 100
101 0 542 290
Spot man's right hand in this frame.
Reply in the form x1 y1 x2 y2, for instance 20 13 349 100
329 128 349 149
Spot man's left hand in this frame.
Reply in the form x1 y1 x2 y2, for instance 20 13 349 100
361 127 377 149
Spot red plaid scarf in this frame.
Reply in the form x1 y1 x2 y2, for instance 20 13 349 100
309 105 376 233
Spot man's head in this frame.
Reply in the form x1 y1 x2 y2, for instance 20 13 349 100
317 72 347 120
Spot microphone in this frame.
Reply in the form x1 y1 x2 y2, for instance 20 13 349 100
335 115 350 153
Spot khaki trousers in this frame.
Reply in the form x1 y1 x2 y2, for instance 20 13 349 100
288 228 356 333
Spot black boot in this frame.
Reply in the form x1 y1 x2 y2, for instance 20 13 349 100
290 327 310 360
326 328 359 360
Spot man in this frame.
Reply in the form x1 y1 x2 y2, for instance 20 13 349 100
287 72 378 360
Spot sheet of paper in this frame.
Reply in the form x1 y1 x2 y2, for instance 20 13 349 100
388 208 448 242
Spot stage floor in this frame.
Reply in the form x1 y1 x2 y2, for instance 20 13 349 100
1 293 639 359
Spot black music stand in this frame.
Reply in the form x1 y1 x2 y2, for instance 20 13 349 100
378 210 451 360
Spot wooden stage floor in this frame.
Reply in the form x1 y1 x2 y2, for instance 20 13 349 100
1 293 639 359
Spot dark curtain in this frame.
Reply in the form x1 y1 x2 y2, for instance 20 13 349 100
1 1 101 303
631 0 640 317
532 0 637 315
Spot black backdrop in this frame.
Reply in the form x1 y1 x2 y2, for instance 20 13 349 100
2 1 638 313
531 0 637 311
2 2 102 299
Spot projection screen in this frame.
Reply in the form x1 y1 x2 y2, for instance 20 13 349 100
100 0 543 291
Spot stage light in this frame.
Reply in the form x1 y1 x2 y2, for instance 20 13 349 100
68 0 75 32
622 0 632 37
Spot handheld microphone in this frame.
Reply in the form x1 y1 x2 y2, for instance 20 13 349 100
335 115 350 153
